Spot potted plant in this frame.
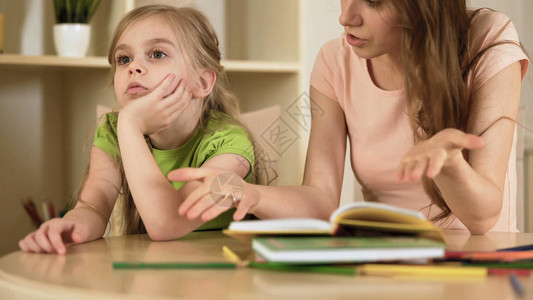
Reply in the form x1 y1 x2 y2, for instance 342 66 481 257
53 0 102 57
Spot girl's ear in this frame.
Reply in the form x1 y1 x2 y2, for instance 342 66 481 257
192 69 216 98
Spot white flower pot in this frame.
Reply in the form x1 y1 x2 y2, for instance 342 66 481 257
53 23 91 57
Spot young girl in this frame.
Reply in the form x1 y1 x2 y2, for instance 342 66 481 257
19 5 259 254
172 0 529 234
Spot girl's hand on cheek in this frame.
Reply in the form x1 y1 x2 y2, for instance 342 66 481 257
396 128 485 182
119 74 193 135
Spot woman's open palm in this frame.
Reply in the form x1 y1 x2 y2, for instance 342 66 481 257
397 128 485 182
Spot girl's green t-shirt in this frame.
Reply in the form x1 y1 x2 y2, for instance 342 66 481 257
93 112 255 231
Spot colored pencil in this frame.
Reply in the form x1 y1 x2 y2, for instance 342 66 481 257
509 272 525 297
488 268 530 277
445 251 533 262
222 246 243 263
113 262 237 269
249 261 357 276
22 199 42 227
359 264 487 278
498 244 533 252
463 262 533 269
42 202 51 221
48 202 56 218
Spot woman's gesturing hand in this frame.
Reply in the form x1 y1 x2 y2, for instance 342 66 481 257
18 218 87 255
168 167 259 222
119 74 193 135
397 128 485 182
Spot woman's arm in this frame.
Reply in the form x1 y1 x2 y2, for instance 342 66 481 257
174 86 348 221
438 62 522 233
398 62 522 234
250 86 348 219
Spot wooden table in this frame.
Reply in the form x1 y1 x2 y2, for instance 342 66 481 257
1 231 532 299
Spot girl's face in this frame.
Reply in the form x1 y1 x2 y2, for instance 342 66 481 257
113 15 188 108
339 0 402 59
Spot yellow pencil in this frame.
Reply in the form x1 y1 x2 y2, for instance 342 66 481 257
359 264 487 278
222 245 243 264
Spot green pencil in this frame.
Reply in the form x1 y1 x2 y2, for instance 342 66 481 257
463 261 533 269
113 261 237 269
464 262 533 269
249 261 357 276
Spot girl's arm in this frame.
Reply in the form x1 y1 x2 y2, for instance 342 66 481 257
175 86 348 221
399 62 522 234
115 76 256 240
67 147 122 238
117 111 252 240
19 146 121 254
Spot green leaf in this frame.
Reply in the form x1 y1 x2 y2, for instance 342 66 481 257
88 0 102 22
65 0 71 23
53 0 101 24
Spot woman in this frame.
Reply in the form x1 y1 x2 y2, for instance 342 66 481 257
170 0 529 234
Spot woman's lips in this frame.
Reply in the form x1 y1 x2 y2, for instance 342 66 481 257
346 33 367 47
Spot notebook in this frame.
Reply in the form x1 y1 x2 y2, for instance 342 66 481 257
252 236 446 264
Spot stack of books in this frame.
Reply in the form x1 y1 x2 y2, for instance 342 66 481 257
224 202 447 265
222 201 532 296
251 236 445 264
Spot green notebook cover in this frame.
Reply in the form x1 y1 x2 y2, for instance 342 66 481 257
252 236 445 264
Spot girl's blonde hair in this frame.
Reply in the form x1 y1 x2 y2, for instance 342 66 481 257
78 5 271 235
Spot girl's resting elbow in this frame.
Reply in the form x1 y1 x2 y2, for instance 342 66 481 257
146 225 188 241
146 229 171 241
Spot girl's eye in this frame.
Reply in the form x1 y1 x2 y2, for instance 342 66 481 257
116 56 132 65
151 50 167 59
363 0 380 7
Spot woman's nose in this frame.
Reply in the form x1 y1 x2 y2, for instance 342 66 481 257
339 0 363 27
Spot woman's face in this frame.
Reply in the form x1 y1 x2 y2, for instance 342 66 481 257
339 0 402 59
112 15 189 108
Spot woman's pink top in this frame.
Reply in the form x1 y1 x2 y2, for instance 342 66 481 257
310 9 529 232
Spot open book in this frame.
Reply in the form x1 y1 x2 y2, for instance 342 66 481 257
224 202 445 243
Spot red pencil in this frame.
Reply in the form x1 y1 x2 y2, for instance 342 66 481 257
488 268 531 277
48 202 56 219
22 199 42 227
445 251 533 262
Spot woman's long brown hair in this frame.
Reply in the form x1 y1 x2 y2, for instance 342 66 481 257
389 0 523 221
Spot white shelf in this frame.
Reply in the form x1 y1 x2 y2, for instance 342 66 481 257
0 54 110 69
222 60 300 73
0 54 300 73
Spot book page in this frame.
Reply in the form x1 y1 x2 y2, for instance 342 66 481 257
329 202 426 224
227 218 332 232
